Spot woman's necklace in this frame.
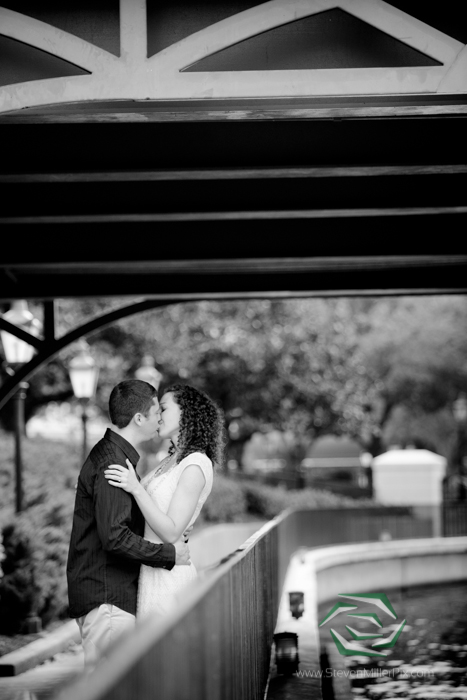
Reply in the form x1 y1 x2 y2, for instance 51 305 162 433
152 452 178 480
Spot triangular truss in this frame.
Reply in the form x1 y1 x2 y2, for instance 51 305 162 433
1 0 466 113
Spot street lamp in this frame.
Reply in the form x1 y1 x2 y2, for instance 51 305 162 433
69 344 99 464
453 393 467 491
0 301 42 513
442 393 467 535
289 591 305 619
453 393 467 425
135 355 162 390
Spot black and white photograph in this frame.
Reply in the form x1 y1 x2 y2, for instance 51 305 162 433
0 1 466 699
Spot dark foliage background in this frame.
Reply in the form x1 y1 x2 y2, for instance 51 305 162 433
2 296 466 460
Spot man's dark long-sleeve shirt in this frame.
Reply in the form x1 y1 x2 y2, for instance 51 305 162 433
67 429 175 618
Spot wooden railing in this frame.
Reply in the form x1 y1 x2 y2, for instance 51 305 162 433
443 501 467 536
60 506 433 700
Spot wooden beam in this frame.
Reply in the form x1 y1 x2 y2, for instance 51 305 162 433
2 103 467 123
439 46 467 93
2 206 467 225
2 164 466 183
1 269 465 302
4 256 467 276
119 0 147 65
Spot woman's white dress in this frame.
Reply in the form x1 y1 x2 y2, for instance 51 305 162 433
137 451 213 618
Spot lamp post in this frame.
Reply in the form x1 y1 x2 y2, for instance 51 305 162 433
69 345 99 464
443 394 467 536
289 591 305 619
135 355 162 390
453 393 467 490
0 301 41 513
453 393 467 428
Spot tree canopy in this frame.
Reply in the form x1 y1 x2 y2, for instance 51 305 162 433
1 295 466 462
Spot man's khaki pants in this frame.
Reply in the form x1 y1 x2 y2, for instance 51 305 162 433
77 604 135 667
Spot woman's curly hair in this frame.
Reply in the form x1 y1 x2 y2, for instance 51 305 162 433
164 384 226 467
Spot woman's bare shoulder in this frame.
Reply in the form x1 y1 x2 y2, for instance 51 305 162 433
179 451 212 467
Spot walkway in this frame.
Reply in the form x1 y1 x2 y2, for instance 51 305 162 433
0 650 83 700
0 623 83 700
266 549 322 700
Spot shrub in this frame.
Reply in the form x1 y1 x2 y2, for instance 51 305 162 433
0 433 80 515
0 433 79 632
242 480 362 519
243 481 292 519
200 473 363 523
0 508 72 634
200 474 248 523
0 520 40 634
284 487 361 510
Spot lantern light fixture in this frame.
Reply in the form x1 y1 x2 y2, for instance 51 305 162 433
69 344 99 400
289 591 305 619
68 343 99 464
274 632 299 675
453 393 467 424
0 300 42 365
0 300 41 517
135 355 162 390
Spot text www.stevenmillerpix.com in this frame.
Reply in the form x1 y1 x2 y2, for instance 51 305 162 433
296 669 436 679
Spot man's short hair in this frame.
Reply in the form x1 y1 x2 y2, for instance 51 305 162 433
109 380 157 429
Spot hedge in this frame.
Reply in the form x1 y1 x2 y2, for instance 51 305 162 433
0 433 79 633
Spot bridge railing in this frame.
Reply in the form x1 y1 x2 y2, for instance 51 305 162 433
60 506 433 700
443 500 467 536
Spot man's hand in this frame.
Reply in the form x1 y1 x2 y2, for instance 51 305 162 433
182 525 194 543
174 540 190 566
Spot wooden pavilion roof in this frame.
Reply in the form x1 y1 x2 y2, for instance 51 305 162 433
1 0 467 302
1 98 467 302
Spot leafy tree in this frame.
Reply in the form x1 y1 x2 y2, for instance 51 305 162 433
360 295 467 460
116 298 382 463
2 295 466 463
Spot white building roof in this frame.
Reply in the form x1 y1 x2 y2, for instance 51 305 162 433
372 448 446 468
372 449 446 505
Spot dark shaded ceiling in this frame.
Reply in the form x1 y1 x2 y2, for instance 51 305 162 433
1 101 466 302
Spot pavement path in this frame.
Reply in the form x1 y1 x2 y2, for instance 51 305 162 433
0 648 83 700
0 624 84 700
266 548 322 700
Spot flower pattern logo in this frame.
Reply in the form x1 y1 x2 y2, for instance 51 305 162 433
319 593 406 657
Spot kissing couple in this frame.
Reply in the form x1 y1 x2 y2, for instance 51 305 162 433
67 379 225 667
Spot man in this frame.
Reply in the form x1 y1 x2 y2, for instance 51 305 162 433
67 379 190 667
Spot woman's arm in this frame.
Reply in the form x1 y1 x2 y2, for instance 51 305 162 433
104 460 205 544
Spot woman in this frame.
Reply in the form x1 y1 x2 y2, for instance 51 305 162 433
104 384 225 617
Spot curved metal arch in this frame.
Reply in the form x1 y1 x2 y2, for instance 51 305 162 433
0 297 190 411
2 0 467 114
